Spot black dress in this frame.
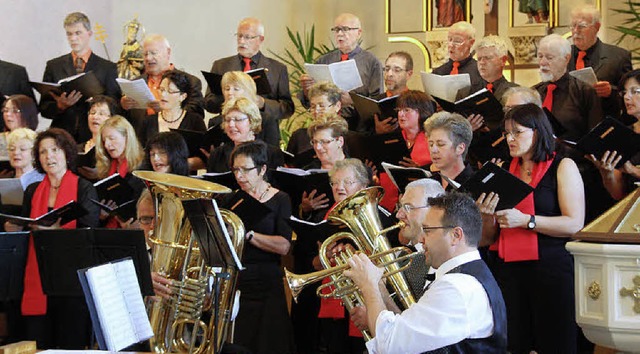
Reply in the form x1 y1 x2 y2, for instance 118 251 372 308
206 140 284 173
234 190 295 354
140 111 206 147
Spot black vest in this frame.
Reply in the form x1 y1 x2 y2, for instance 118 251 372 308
423 259 507 354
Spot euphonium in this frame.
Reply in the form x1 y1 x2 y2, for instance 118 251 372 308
133 171 245 354
326 186 416 309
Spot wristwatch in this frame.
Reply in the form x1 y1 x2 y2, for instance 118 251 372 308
246 230 255 241
526 215 536 230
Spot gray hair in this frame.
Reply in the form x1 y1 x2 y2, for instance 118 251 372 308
476 35 508 58
423 112 473 159
571 5 600 24
539 34 571 58
449 21 476 39
143 34 171 49
239 17 265 36
501 86 542 107
405 178 445 204
329 158 370 188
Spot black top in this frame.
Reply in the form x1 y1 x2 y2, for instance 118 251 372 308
242 190 292 265
22 177 100 228
432 56 483 90
140 111 206 147
206 140 284 173
286 128 312 155
441 163 475 192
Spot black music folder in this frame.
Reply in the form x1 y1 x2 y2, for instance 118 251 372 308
350 92 398 121
381 162 433 193
469 128 511 164
94 173 135 206
543 107 567 138
0 200 87 227
288 216 348 244
346 131 410 168
435 88 504 124
575 117 640 168
32 228 153 298
458 162 534 210
77 146 96 168
91 199 137 221
30 71 105 98
272 167 334 209
182 198 243 269
201 68 271 96
219 190 271 231
283 148 317 169
199 171 239 190
171 126 226 158
77 257 154 351
0 232 30 300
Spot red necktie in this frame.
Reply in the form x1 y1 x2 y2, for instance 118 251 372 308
576 51 587 70
542 83 557 111
242 57 251 72
486 82 494 93
450 61 460 75
340 53 349 61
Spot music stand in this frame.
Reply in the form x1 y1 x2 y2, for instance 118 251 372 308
0 232 30 301
32 228 153 298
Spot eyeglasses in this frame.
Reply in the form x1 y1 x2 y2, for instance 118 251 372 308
330 26 359 33
396 203 428 214
138 216 155 225
502 129 531 139
394 107 417 114
308 103 335 113
2 108 20 114
231 166 258 175
619 88 640 97
329 179 358 187
158 88 181 95
383 66 406 74
421 225 455 233
569 21 593 30
447 38 467 47
223 116 249 124
235 33 260 41
150 150 168 159
310 138 336 147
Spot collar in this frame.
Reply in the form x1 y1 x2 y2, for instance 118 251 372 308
450 55 474 68
148 63 175 87
71 49 92 66
238 51 263 65
484 75 507 87
549 72 570 88
434 250 481 280
340 46 363 59
573 38 601 57
386 86 408 97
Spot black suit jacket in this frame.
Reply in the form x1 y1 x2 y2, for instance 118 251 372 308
0 60 35 100
203 52 294 121
568 39 632 118
127 69 204 137
38 52 120 142
432 56 483 94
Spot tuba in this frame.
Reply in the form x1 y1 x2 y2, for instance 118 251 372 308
133 171 245 354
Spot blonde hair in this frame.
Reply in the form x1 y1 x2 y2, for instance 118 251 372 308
95 115 144 178
221 71 258 103
7 128 37 146
221 97 262 134
449 21 476 39
307 113 348 139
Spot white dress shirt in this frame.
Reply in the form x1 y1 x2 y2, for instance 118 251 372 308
366 250 494 354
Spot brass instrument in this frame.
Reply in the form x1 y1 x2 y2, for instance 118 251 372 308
133 171 245 354
285 186 417 339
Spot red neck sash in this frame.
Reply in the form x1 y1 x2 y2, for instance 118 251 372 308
22 170 79 315
109 158 129 178
493 154 554 262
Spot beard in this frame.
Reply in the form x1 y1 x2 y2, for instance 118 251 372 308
539 70 554 82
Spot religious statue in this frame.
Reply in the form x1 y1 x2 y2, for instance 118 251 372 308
518 0 549 23
117 17 145 80
436 0 466 27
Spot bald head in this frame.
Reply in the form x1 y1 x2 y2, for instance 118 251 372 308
333 13 362 54
143 34 172 76
237 17 265 58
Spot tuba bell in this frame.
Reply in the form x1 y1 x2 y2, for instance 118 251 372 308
133 171 245 354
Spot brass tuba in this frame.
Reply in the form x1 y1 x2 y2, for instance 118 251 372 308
133 171 245 354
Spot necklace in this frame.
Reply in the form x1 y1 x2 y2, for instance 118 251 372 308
258 183 271 201
160 110 185 124
51 184 60 190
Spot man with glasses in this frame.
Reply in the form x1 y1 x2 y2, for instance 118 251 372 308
203 17 294 129
568 5 632 119
120 34 204 135
432 21 482 89
39 12 120 143
345 191 507 353
299 13 383 132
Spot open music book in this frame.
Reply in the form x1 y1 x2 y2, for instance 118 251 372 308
304 60 363 92
116 78 156 109
420 72 471 102
30 72 105 98
78 258 153 352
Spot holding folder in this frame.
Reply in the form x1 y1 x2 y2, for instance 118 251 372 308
30 71 105 98
202 68 271 96
457 162 534 210
575 117 640 168
272 167 334 209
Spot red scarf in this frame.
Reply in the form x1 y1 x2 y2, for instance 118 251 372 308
491 154 555 262
105 159 129 228
22 170 78 315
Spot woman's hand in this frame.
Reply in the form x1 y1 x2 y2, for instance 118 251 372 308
31 218 62 231
467 114 489 132
300 190 330 213
117 217 136 229
151 272 173 301
476 192 499 216
4 221 23 232
588 150 622 175
99 199 118 220
374 114 398 134
622 161 640 179
398 156 419 168
495 209 529 229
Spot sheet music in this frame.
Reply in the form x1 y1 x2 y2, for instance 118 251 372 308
305 60 363 92
113 259 154 341
211 199 244 270
420 72 471 102
569 67 598 86
116 78 156 109
86 262 138 351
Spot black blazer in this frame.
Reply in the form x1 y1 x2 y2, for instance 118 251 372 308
0 59 35 100
38 52 120 142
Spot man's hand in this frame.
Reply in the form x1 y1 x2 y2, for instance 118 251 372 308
151 272 173 301
350 305 369 332
340 91 353 106
594 81 612 98
467 114 488 132
300 74 315 97
344 253 383 291
147 100 161 112
120 96 139 110
374 114 398 134
622 161 640 178
52 90 82 111
476 192 500 216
